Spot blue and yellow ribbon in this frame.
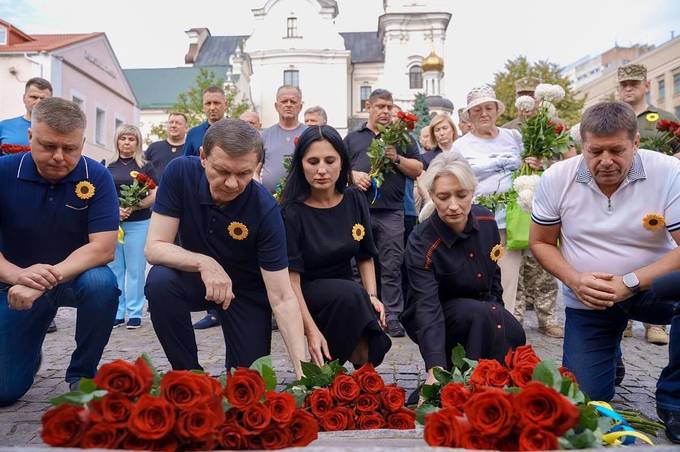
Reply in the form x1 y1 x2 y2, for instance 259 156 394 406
117 226 125 244
589 401 655 446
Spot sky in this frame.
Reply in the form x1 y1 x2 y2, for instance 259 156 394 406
2 0 679 110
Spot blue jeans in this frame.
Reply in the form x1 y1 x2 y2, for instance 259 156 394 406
563 291 680 409
109 219 149 320
0 266 119 406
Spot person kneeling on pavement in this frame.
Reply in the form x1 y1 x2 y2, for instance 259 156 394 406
0 98 120 406
401 152 526 396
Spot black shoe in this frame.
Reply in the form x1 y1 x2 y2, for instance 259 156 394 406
657 407 680 444
387 320 405 338
193 314 220 330
69 380 80 393
407 384 422 406
615 361 625 386
46 320 57 334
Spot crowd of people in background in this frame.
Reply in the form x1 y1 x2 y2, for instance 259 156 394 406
1 62 680 443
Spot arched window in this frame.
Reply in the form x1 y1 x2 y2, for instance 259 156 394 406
409 65 423 89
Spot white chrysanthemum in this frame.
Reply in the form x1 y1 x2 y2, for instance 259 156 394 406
513 175 541 193
549 84 565 101
534 84 552 101
515 95 535 113
535 83 565 102
539 101 557 118
517 189 535 213
569 123 581 146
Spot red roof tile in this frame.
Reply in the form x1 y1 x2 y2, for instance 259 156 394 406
0 33 103 52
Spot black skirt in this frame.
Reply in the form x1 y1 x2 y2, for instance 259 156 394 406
302 278 392 367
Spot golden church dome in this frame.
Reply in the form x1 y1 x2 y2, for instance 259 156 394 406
421 50 444 72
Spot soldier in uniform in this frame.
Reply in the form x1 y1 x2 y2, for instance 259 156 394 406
618 63 679 345
503 76 564 338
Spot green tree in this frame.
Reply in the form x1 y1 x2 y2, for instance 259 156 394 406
493 56 586 127
411 92 431 136
146 68 250 144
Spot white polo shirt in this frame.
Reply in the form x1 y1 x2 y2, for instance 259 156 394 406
532 149 680 310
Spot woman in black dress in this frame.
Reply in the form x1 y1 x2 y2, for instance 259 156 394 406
281 125 391 367
401 151 525 387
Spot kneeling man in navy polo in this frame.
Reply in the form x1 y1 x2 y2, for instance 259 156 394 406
144 118 305 377
0 98 120 406
530 101 680 443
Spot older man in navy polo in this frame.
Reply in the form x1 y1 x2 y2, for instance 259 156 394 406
0 98 119 406
145 118 306 377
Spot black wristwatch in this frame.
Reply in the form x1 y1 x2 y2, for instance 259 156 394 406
394 156 401 165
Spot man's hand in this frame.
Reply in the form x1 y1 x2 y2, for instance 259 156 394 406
569 272 617 310
12 264 62 291
8 284 45 310
197 256 235 309
305 326 331 366
524 156 545 171
597 274 634 303
352 171 371 191
384 146 398 162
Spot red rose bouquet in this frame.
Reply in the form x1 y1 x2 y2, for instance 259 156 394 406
119 171 156 208
288 361 415 432
41 355 319 450
417 344 662 450
366 110 418 203
640 119 680 156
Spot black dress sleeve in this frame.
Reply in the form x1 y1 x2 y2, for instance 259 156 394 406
404 227 447 370
351 188 378 262
282 204 305 274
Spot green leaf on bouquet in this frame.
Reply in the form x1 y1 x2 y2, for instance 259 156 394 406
49 389 106 407
433 367 452 386
560 378 586 405
577 404 600 431
559 429 600 449
250 356 277 391
415 403 439 425
141 353 162 390
463 358 478 370
451 368 464 384
451 344 466 371
532 360 561 390
78 378 97 394
300 361 323 378
287 385 310 408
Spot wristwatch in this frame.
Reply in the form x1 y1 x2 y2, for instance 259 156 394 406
622 272 640 294
394 156 401 165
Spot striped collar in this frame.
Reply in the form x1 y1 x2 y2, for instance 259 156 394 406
575 153 646 184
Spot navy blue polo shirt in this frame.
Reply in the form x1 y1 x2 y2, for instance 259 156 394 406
183 121 211 157
153 156 288 293
0 153 119 268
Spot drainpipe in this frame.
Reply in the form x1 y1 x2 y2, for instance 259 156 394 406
23 52 44 77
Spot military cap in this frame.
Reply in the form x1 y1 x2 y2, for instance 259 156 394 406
618 64 647 82
515 76 540 94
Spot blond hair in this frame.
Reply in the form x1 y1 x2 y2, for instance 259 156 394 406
111 124 146 167
428 114 458 149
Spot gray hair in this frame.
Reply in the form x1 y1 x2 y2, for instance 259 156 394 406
423 151 478 193
276 85 302 100
304 106 327 123
31 97 86 133
203 118 263 160
580 101 638 143
110 124 146 167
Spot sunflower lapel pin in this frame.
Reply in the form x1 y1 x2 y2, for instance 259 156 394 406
75 180 96 200
642 213 665 232
227 221 249 240
490 243 505 263
352 223 366 241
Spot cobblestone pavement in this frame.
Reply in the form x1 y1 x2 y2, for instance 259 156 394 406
0 307 674 448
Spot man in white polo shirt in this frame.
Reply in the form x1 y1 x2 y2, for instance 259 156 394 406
530 101 680 444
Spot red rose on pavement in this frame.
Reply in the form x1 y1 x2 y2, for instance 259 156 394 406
357 412 385 430
41 404 88 447
265 390 296 424
308 387 334 418
464 388 515 437
514 381 579 435
504 344 541 370
127 394 176 440
380 384 405 412
329 374 360 403
510 365 535 388
440 383 470 413
354 363 385 393
183 435 217 451
175 405 223 441
260 426 291 449
319 407 353 431
79 423 123 449
469 359 511 388
241 402 271 432
386 407 416 430
289 409 319 447
423 408 469 447
461 425 497 450
93 357 153 398
216 422 246 450
99 393 133 424
497 432 520 451
519 426 559 451
559 366 578 384
224 368 266 408
122 434 155 451
356 393 380 413
160 370 221 410
657 119 672 131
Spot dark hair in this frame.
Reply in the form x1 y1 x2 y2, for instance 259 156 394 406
203 85 225 97
202 118 262 160
25 77 52 94
280 125 353 206
32 97 86 133
580 101 638 143
367 88 392 104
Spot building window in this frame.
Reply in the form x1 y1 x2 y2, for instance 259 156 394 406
409 65 423 90
283 69 299 87
0 26 7 45
658 78 666 101
286 17 298 38
360 86 372 112
674 72 680 95
95 108 106 146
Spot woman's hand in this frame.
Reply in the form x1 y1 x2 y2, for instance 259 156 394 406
524 156 545 171
119 207 132 221
369 295 387 329
306 326 331 366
